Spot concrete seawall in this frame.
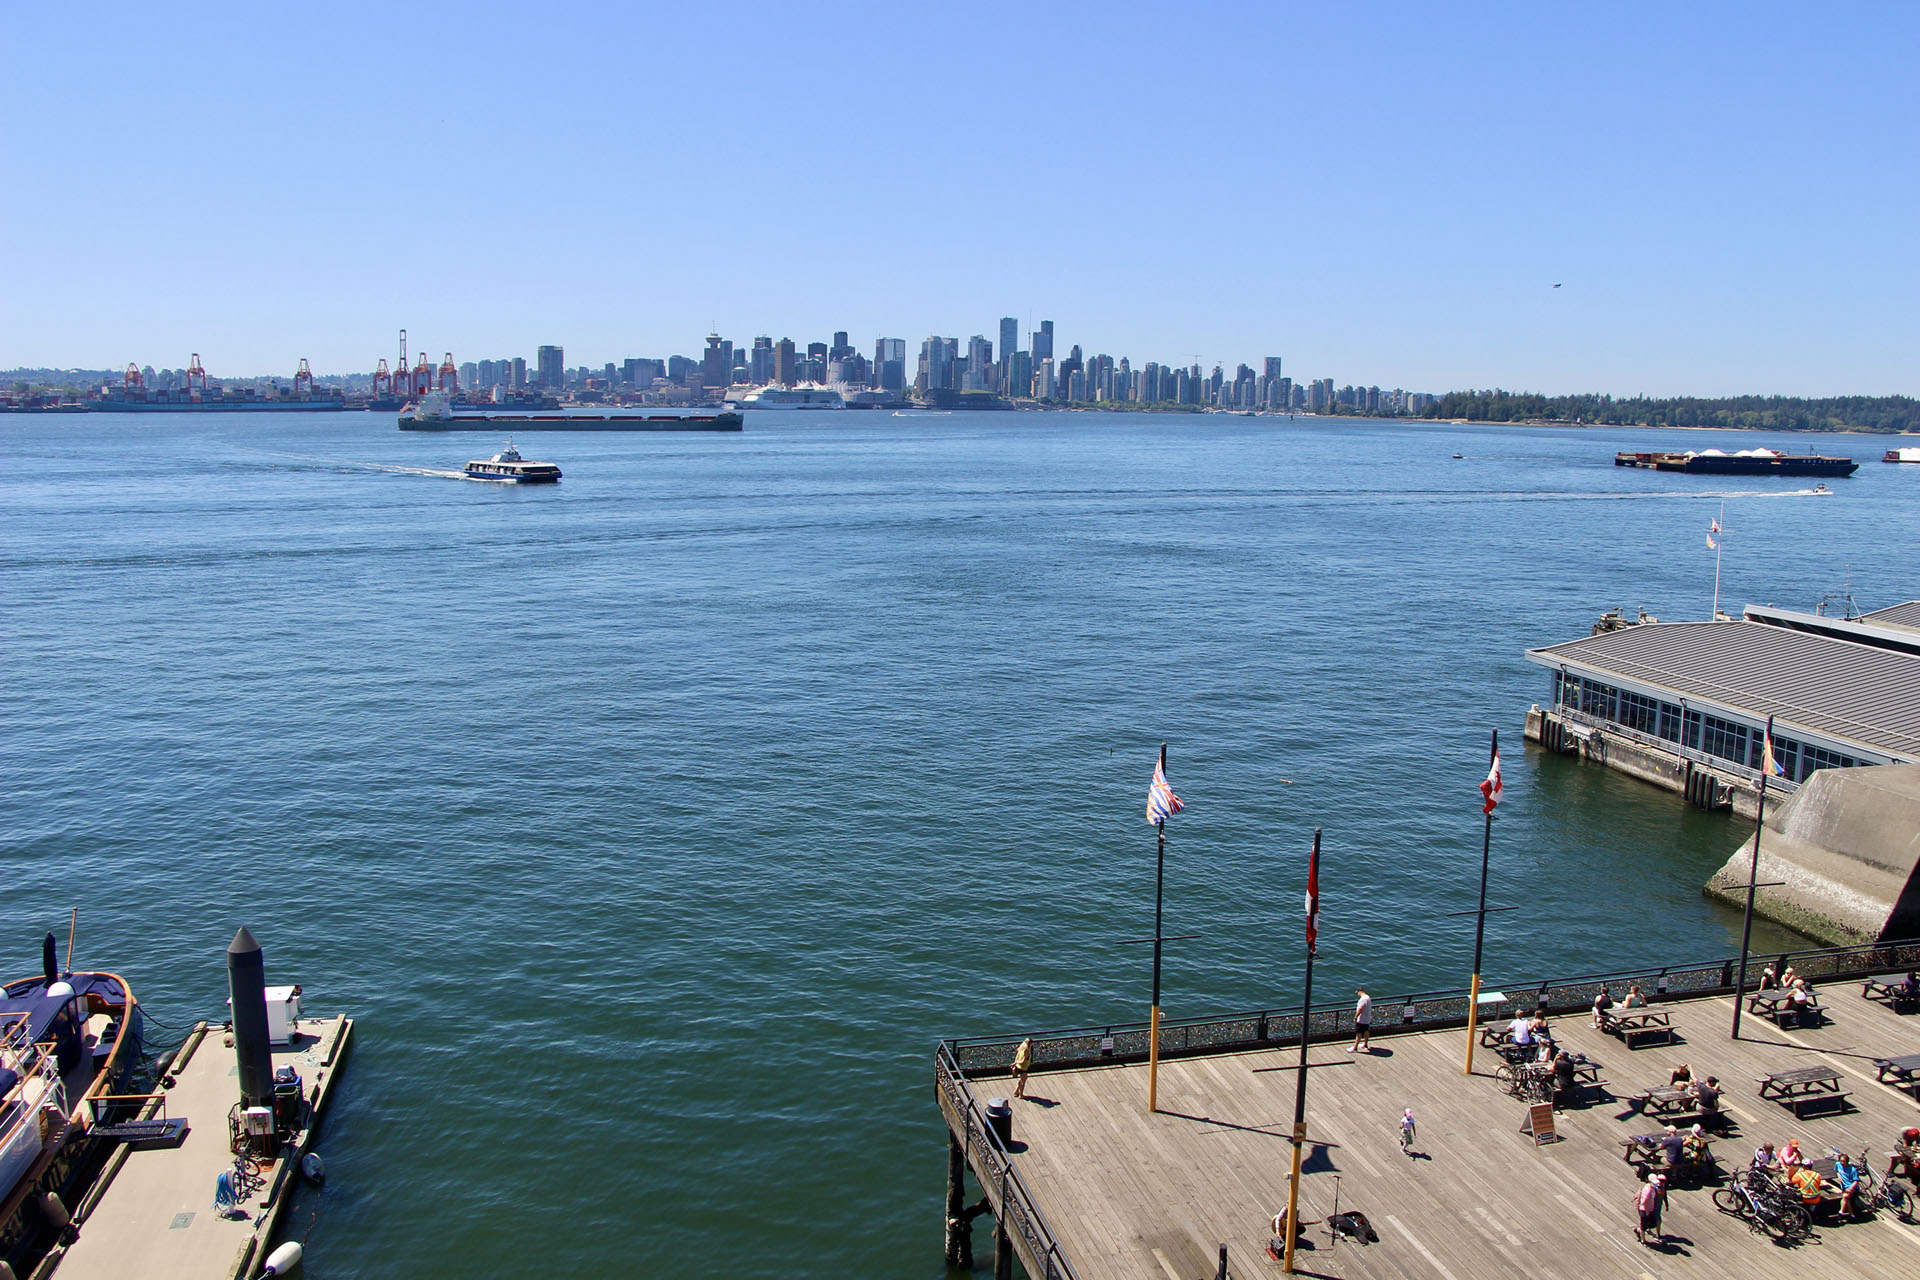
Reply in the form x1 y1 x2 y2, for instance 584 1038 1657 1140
1705 763 1920 945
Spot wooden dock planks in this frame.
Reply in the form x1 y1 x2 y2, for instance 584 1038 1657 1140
947 989 1920 1279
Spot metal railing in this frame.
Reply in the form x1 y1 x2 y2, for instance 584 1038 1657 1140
935 1045 1080 1280
940 938 1920 1075
1548 705 1802 796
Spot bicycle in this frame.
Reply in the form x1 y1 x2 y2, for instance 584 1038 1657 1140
213 1153 266 1218
1494 1063 1551 1103
1713 1172 1812 1241
1399 1110 1416 1155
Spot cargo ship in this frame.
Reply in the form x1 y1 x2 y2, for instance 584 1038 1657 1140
399 392 741 432
1885 447 1920 464
1613 448 1857 477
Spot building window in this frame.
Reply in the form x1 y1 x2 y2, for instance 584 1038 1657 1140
1798 743 1858 780
1617 689 1660 735
1701 715 1749 767
1656 701 1683 742
1682 709 1701 749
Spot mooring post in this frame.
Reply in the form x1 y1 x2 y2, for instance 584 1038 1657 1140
944 1132 971 1268
993 1219 1013 1280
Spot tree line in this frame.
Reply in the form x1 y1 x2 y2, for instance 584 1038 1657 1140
1417 391 1918 433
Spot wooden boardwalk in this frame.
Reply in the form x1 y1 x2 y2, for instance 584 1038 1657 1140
951 989 1920 1279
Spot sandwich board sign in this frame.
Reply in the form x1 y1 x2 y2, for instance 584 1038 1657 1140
1528 1102 1557 1146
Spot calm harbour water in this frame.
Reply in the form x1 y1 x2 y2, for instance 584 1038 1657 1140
4 410 1916 1276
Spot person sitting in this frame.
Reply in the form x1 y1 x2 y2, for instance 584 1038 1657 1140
1623 983 1648 1009
1592 984 1615 1028
1899 970 1920 1003
1888 1127 1920 1182
1784 1160 1824 1207
1552 1050 1578 1106
1507 1014 1533 1049
1658 1126 1686 1172
1691 1075 1722 1119
1752 1141 1779 1174
1528 1014 1554 1056
1758 964 1780 991
1832 1151 1862 1219
1780 965 1800 988
1779 1137 1809 1168
1668 1063 1692 1090
1787 979 1815 1025
1681 1125 1712 1168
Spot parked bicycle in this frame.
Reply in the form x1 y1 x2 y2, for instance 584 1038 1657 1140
1714 1168 1812 1240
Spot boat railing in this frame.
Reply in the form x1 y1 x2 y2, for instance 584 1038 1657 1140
938 937 1920 1074
0 1030 68 1196
1549 705 1802 796
935 1044 1080 1280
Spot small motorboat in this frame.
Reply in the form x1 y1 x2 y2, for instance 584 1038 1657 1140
464 440 561 484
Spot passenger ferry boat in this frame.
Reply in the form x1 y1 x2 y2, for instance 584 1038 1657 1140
465 440 561 483
2 940 147 1273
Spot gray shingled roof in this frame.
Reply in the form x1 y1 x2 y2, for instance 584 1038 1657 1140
1861 600 1920 634
1527 620 1920 758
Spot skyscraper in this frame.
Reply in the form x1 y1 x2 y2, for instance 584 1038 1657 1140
998 317 1018 388
1032 320 1054 364
966 335 992 391
536 345 564 390
874 338 906 392
750 337 774 384
701 334 728 388
774 339 797 386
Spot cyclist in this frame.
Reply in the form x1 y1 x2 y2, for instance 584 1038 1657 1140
1399 1109 1416 1154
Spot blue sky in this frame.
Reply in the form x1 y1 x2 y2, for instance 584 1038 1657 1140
3 2 1915 394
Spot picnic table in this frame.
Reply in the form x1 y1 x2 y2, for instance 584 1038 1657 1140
1633 1085 1703 1119
1757 1064 1850 1116
1600 1008 1674 1048
1871 1051 1920 1092
1862 973 1919 1008
1749 987 1825 1028
1621 1131 1717 1180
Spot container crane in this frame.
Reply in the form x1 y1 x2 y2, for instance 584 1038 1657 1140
437 352 458 395
293 358 314 396
185 354 208 395
372 359 391 397
124 363 144 390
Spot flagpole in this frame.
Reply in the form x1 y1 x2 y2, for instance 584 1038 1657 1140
1731 715 1773 1040
1148 743 1168 1114
1465 728 1496 1075
1282 828 1321 1276
1712 501 1725 619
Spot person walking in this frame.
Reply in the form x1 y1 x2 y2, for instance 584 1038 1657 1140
1634 1173 1667 1245
1011 1037 1034 1099
1349 988 1373 1053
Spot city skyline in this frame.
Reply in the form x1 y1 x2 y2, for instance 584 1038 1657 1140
3 4 1916 397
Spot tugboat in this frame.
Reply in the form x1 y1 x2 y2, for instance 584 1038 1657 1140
464 439 561 484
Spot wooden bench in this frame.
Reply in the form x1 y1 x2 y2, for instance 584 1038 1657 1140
1601 1010 1674 1048
1863 973 1919 1009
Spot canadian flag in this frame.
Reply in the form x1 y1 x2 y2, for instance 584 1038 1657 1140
1305 844 1320 956
1479 752 1503 815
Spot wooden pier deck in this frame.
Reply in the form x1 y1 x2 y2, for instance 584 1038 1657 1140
942 984 1920 1280
44 1013 352 1280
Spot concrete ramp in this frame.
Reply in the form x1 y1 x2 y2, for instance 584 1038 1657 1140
1706 763 1920 943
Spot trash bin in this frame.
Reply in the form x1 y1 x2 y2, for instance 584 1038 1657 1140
985 1098 1013 1147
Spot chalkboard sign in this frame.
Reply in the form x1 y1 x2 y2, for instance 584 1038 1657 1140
1528 1102 1557 1145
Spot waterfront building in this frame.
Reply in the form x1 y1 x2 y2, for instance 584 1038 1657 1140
536 345 564 391
1526 602 1920 814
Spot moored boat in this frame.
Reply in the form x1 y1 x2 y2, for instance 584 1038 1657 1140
2 937 146 1273
1885 447 1920 463
465 440 561 483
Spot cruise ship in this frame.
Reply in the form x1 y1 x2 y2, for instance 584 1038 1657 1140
724 384 847 410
